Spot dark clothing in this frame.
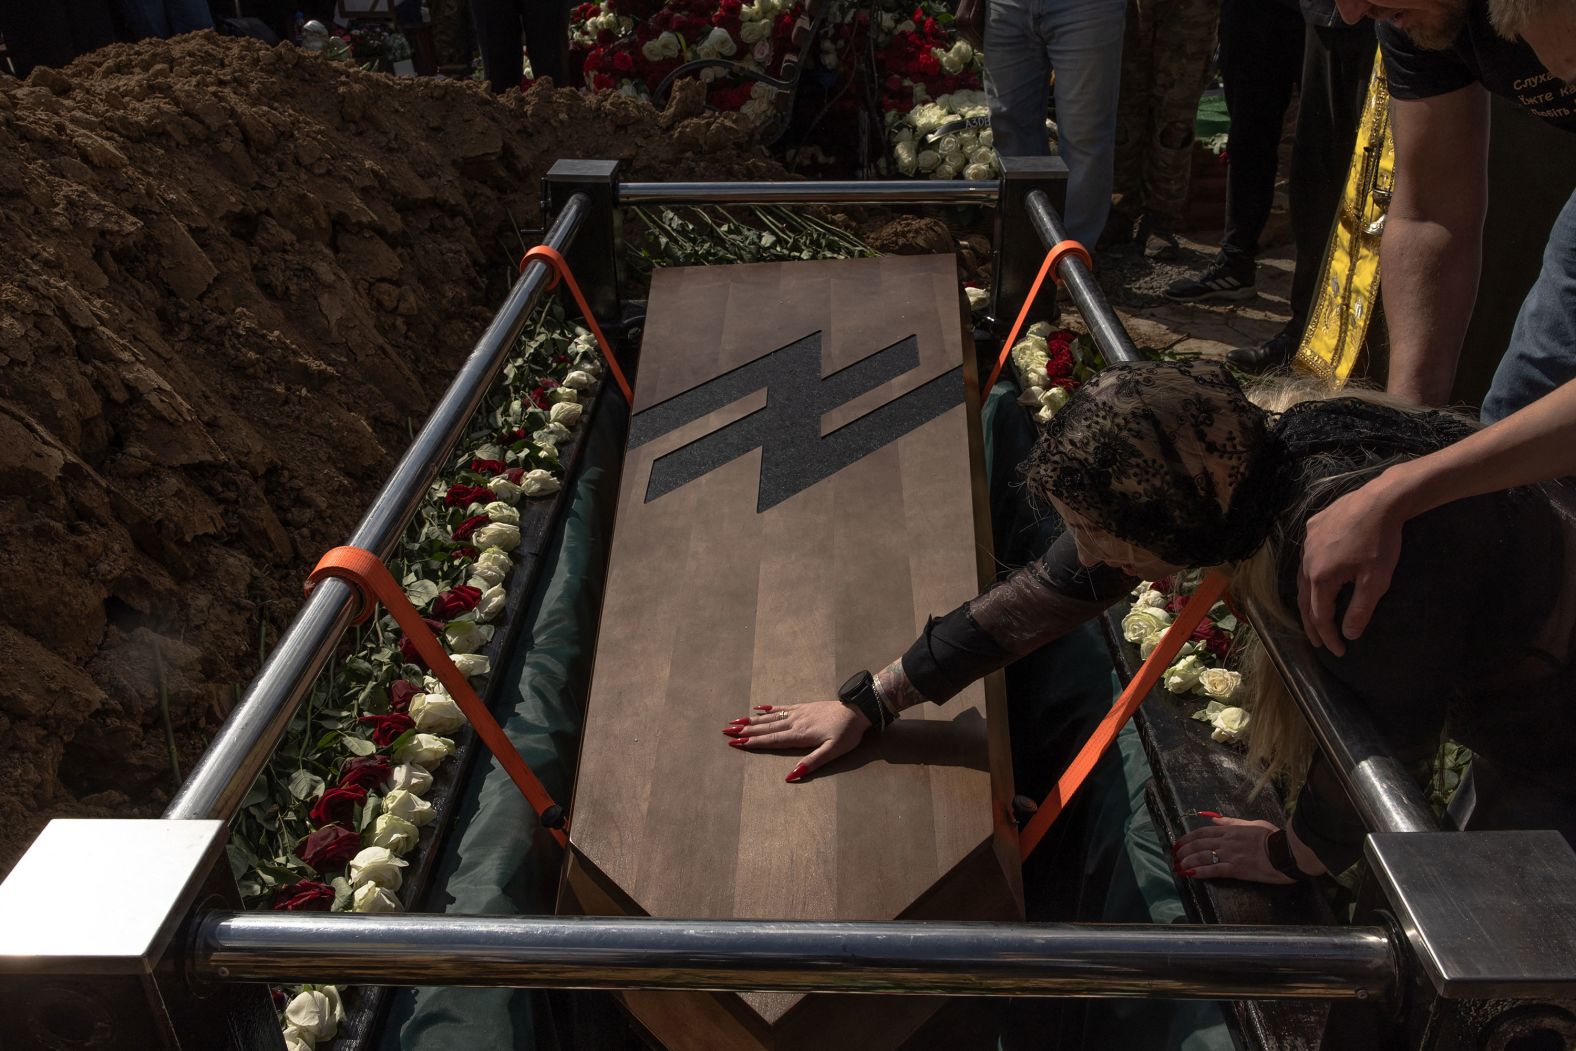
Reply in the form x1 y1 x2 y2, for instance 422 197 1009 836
1380 4 1576 132
0 0 118 75
1285 20 1375 333
1218 0 1303 262
901 482 1576 876
470 0 569 90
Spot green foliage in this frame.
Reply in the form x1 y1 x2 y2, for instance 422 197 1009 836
629 205 873 272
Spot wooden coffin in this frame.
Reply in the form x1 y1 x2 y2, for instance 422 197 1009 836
561 255 1021 1051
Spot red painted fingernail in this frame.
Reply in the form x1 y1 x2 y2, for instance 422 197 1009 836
730 718 749 725
723 728 742 736
730 738 749 747
1183 869 1197 877
754 705 774 712
785 764 807 783
1198 810 1222 818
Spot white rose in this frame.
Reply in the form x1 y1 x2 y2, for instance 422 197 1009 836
950 40 974 63
487 476 522 504
915 148 941 172
1134 588 1168 609
739 19 771 43
1197 667 1242 702
283 988 343 1042
393 732 455 769
1210 705 1251 743
937 133 960 155
894 140 918 175
535 421 571 442
470 547 511 588
941 53 964 75
970 145 996 167
562 370 596 391
550 401 583 428
410 692 467 734
701 26 737 56
383 787 436 827
979 127 993 147
349 846 407 890
475 584 508 624
484 501 520 526
351 882 401 913
1023 366 1049 388
283 1028 317 1051
1040 386 1071 412
1163 655 1206 695
965 286 989 311
451 653 491 679
445 617 493 654
640 37 665 62
369 813 420 854
549 386 579 406
520 469 560 497
1027 321 1054 338
1017 386 1046 407
1120 606 1172 643
386 761 433 796
963 162 993 181
473 522 520 551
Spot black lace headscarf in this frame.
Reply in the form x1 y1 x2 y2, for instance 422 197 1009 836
1023 359 1476 567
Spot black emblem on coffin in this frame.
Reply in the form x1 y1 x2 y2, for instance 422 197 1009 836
627 331 964 512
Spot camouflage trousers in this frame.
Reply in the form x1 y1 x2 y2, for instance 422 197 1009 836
429 0 473 68
1111 0 1221 225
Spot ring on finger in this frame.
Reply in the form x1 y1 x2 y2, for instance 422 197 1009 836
778 711 788 721
1209 849 1220 865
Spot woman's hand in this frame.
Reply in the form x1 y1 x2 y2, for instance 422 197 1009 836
1172 815 1297 884
723 702 871 783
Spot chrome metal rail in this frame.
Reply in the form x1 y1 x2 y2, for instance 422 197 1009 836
618 179 998 207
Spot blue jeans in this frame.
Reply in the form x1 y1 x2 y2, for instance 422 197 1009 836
130 0 214 37
983 0 1126 246
1483 187 1576 422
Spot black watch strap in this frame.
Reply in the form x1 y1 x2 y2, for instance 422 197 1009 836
838 670 894 729
1265 828 1310 880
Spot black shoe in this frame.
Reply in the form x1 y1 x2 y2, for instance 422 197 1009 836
1227 326 1300 374
1136 214 1179 261
1164 253 1256 302
1097 211 1137 250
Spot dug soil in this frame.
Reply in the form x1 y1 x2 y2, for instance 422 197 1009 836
0 32 795 875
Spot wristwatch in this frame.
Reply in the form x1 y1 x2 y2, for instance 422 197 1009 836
838 670 895 730
1265 828 1310 880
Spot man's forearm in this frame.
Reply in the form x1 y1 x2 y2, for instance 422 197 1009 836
1381 213 1483 406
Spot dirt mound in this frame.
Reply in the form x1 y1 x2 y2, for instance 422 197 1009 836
0 33 783 875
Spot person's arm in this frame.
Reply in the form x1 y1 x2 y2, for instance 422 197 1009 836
1381 86 1491 407
725 532 1134 779
1299 375 1576 653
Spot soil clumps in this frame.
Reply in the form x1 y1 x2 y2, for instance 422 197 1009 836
0 32 781 874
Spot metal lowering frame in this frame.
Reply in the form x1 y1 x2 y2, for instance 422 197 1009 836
2 158 1574 1051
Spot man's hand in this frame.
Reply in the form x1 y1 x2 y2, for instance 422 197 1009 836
723 701 871 782
1297 473 1411 656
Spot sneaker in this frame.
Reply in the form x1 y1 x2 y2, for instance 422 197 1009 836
1226 325 1300 374
1164 253 1256 303
1136 214 1179 261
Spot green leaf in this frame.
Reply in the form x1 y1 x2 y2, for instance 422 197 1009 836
331 876 354 911
359 793 382 832
385 728 418 755
343 735 377 757
287 769 325 802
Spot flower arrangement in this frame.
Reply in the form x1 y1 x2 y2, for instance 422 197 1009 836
228 305 604 1050
1121 573 1250 744
888 88 995 179
1010 323 1098 425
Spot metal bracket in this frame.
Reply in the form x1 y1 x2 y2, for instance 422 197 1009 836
1366 830 1576 1001
542 159 624 329
0 819 278 1050
991 155 1069 342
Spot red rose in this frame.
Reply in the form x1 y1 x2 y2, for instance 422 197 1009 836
272 880 336 912
470 458 508 476
398 618 443 666
387 681 420 713
308 784 367 828
298 824 362 872
612 50 634 73
451 545 478 561
453 514 490 541
432 585 483 621
445 483 495 509
339 754 393 790
360 712 415 748
504 468 525 484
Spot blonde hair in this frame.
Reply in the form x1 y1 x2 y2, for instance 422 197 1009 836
1488 0 1567 37
1225 378 1478 795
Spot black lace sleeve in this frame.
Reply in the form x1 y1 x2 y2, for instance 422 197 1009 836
900 531 1135 703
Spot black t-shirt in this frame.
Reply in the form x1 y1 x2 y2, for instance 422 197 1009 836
1379 1 1576 131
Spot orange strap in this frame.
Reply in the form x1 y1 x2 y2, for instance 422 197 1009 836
518 244 634 406
307 545 568 847
982 238 1094 395
1018 570 1229 862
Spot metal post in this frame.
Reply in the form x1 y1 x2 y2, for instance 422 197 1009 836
617 180 999 206
543 160 623 328
1240 605 1438 836
1023 188 1144 365
164 195 591 824
193 912 1400 1002
992 156 1067 341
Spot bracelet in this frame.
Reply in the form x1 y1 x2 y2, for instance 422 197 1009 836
1265 828 1311 880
